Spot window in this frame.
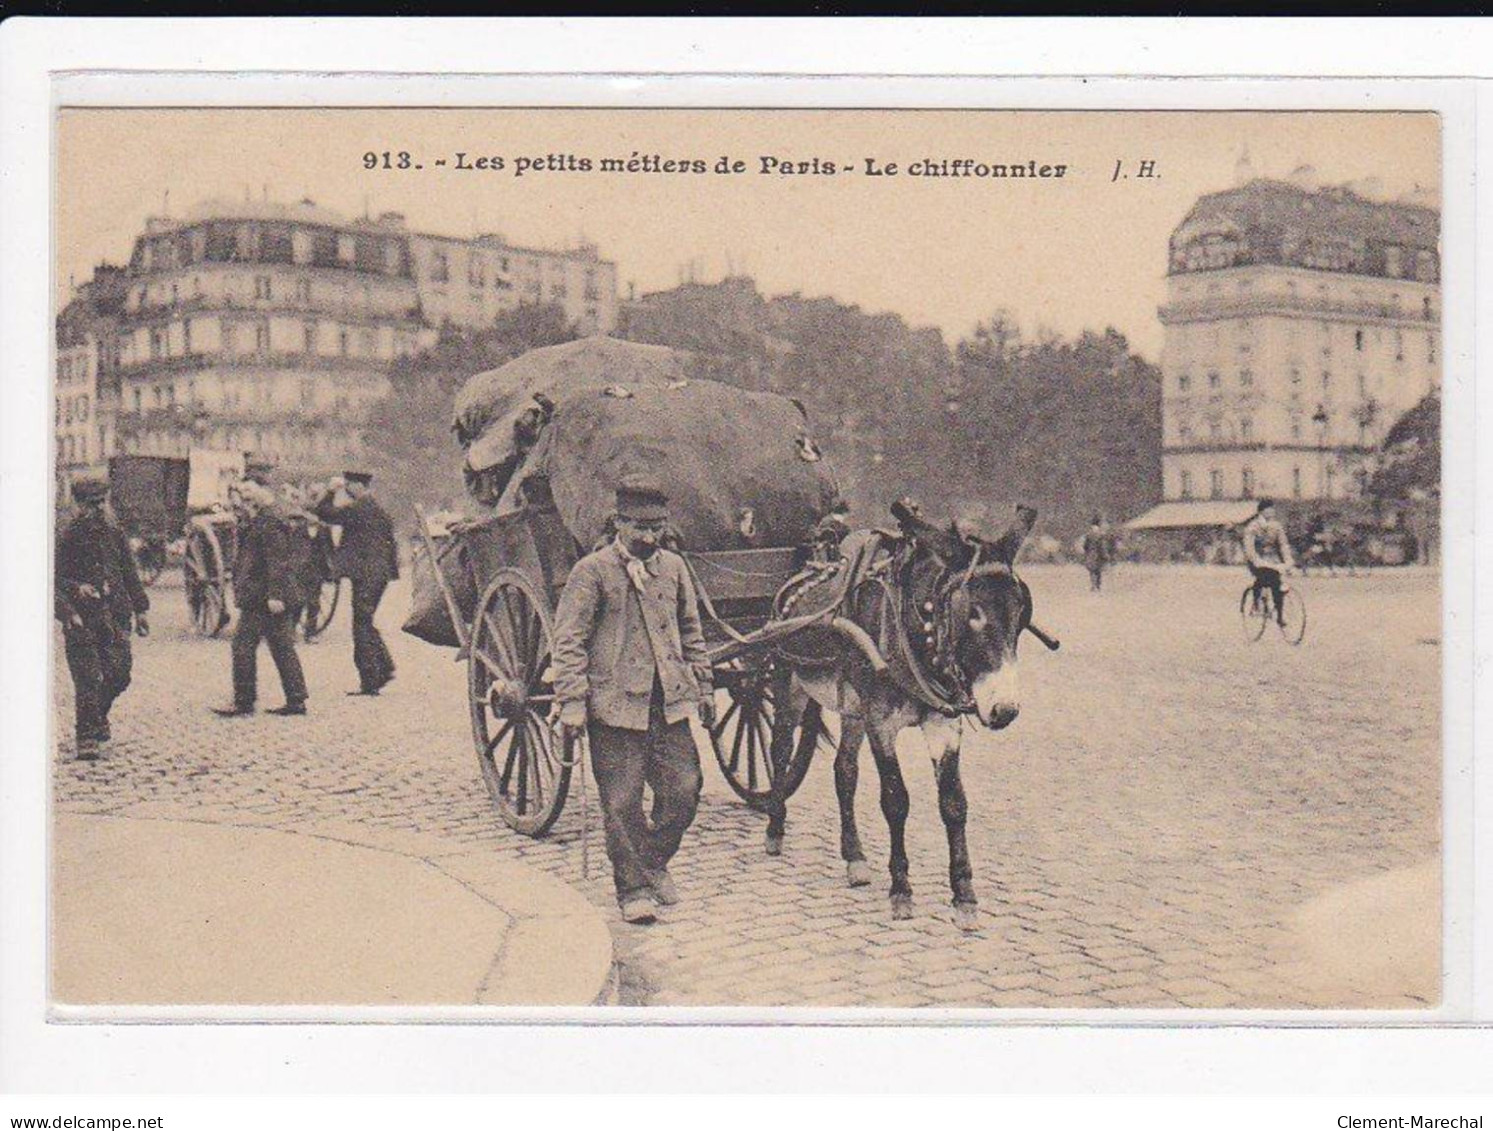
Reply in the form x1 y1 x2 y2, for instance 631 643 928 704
296 278 312 303
1207 370 1221 390
1209 469 1224 499
223 323 237 353
337 235 356 264
133 388 142 412
1357 373 1368 396
80 436 88 461
255 275 272 300
167 383 176 407
153 385 163 408
79 394 90 419
1423 296 1434 319
188 380 197 405
171 283 179 306
1326 464 1337 497
338 328 349 356
1354 328 1364 352
469 258 485 287
149 328 165 359
1240 417 1253 443
193 276 203 296
1428 334 1437 364
1292 468 1303 498
255 322 270 354
1177 373 1191 392
1291 418 1302 441
1180 471 1193 499
1394 330 1404 362
1239 369 1253 388
1385 246 1404 278
1322 370 1332 389
1209 420 1222 442
183 319 193 354
360 330 376 356
1178 421 1192 442
300 379 316 407
1290 367 1302 385
303 321 318 353
430 250 449 282
1241 468 1255 498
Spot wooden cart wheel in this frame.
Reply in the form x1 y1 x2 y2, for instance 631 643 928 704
184 525 229 637
709 657 834 810
468 569 571 837
305 577 341 639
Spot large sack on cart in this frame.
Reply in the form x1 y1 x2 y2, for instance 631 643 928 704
456 337 840 551
402 514 479 648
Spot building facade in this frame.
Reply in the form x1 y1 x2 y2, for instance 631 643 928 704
1157 177 1440 508
61 198 621 486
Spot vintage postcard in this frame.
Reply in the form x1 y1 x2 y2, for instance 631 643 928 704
47 104 1451 1015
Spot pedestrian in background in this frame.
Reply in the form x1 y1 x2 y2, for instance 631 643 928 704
1083 514 1113 592
314 471 399 696
55 477 150 759
213 481 310 718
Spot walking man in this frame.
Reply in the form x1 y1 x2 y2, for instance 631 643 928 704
314 471 399 696
552 477 716 924
55 477 150 759
1082 514 1113 592
213 482 310 717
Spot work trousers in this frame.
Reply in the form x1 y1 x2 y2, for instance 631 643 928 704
587 681 703 902
1249 565 1286 624
1087 563 1104 591
231 605 308 708
64 614 132 741
350 577 395 692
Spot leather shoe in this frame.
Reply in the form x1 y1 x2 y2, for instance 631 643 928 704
266 703 307 716
618 895 657 925
212 705 254 717
645 869 680 906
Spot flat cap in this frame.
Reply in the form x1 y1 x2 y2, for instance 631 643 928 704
616 474 669 521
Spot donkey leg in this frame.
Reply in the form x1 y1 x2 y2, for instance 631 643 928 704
934 744 980 932
835 713 873 887
763 667 802 857
866 716 913 918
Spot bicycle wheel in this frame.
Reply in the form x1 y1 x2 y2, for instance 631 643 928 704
1239 585 1269 642
1278 587 1307 645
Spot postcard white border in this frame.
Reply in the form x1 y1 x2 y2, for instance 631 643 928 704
2 19 1489 1094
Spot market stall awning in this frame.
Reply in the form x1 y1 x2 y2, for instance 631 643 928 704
1125 500 1259 531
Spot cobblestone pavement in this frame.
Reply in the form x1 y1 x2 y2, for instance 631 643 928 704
53 564 1441 1009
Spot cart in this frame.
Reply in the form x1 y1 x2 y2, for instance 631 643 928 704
184 505 341 640
417 498 845 837
107 455 190 587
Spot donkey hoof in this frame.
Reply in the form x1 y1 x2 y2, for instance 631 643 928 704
953 902 981 933
846 860 874 888
890 893 914 920
764 834 784 857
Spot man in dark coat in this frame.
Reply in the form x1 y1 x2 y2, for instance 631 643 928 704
552 477 715 924
55 477 150 758
1082 514 1113 592
213 482 310 717
314 471 399 696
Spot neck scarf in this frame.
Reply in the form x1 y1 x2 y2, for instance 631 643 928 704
614 537 658 593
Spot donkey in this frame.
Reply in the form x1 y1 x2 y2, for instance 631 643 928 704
761 502 1043 931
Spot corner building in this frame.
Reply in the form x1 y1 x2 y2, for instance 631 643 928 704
1157 178 1439 507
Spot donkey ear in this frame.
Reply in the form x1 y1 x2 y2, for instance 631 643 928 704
989 504 1038 565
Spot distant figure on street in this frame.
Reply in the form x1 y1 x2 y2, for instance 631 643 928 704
1241 498 1296 627
315 471 399 696
55 477 150 759
552 477 715 925
213 481 310 718
1082 514 1113 592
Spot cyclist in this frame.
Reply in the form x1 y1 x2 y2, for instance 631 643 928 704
1241 498 1295 626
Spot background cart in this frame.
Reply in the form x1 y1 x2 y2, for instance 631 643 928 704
107 455 189 586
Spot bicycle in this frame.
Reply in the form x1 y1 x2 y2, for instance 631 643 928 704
1239 575 1307 645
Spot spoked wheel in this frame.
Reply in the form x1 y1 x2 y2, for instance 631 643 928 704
468 569 571 837
1277 586 1307 645
305 577 340 639
184 528 229 637
709 657 835 811
1239 585 1269 643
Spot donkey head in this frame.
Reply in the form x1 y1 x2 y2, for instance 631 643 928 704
896 501 1036 730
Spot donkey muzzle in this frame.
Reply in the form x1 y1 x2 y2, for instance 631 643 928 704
972 664 1020 730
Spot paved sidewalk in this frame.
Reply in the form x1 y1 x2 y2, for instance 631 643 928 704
51 811 614 1008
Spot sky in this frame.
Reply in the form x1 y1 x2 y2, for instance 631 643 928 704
56 109 1440 361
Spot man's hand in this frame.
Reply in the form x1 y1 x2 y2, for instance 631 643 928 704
698 696 718 731
77 583 100 600
555 701 587 746
68 613 84 630
135 614 150 638
267 598 286 615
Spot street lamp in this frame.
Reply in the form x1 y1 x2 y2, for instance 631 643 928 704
1312 403 1329 499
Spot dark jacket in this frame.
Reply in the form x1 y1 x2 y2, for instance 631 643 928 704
315 493 400 585
233 509 311 612
56 510 149 626
552 542 712 731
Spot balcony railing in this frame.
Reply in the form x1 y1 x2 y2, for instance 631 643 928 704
1159 292 1438 325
